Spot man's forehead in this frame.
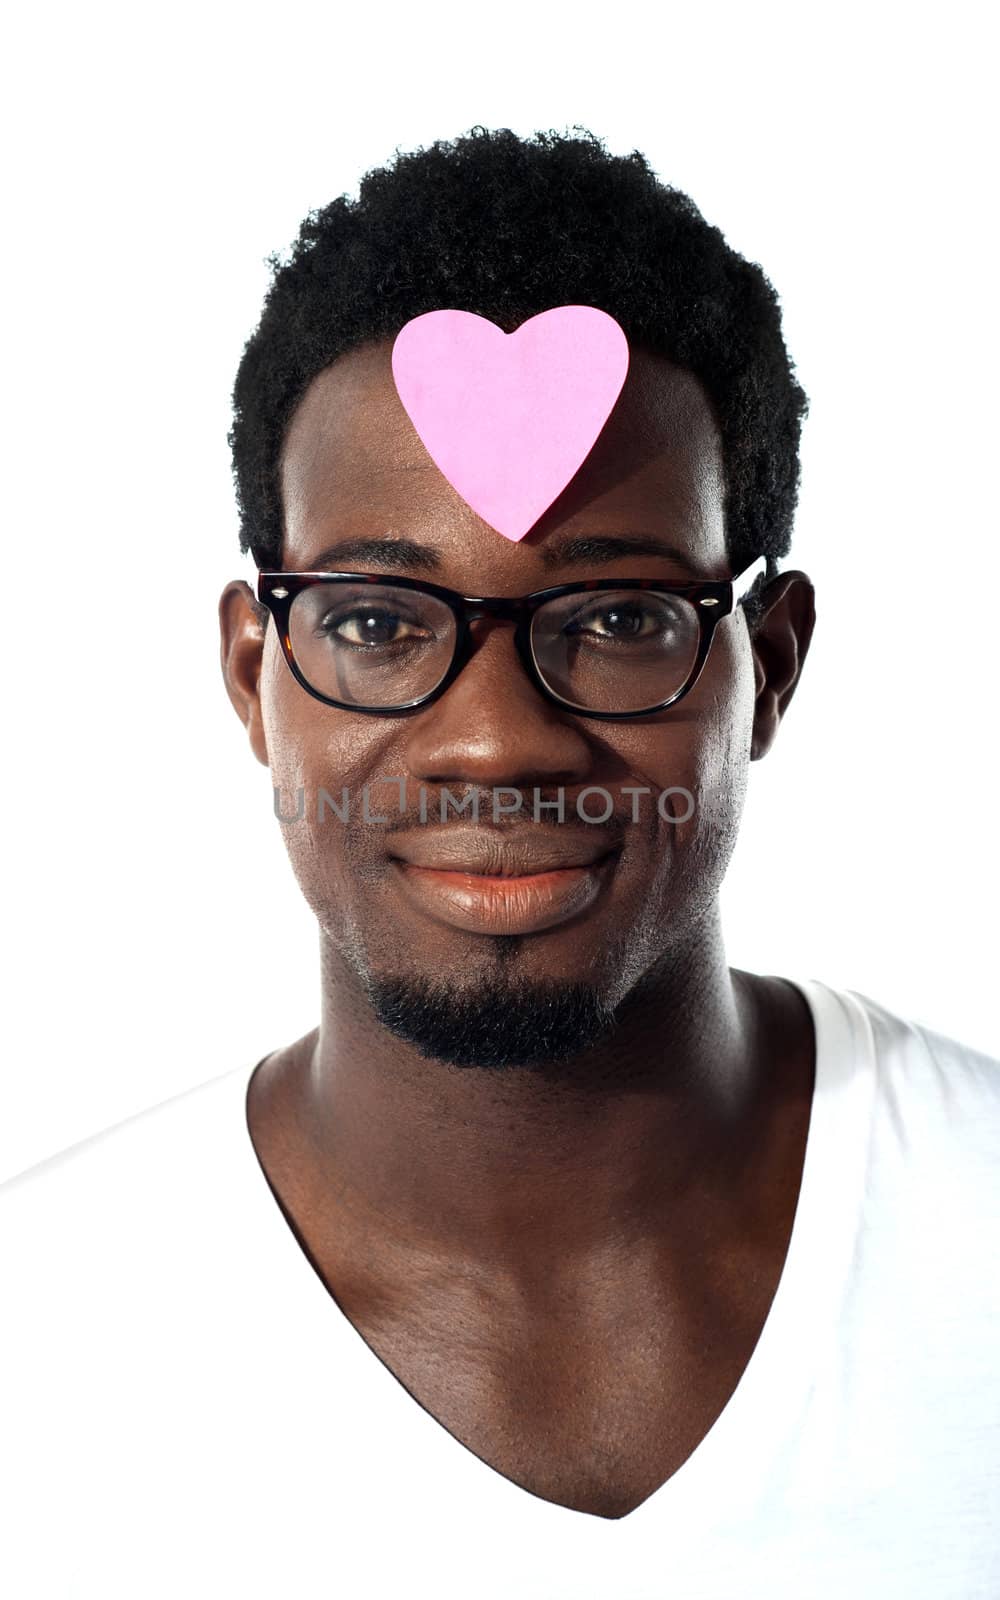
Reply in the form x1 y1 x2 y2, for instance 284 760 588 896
279 339 727 562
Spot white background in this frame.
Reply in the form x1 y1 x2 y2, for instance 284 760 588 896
1 0 996 1179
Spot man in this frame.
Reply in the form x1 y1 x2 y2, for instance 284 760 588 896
3 128 998 1597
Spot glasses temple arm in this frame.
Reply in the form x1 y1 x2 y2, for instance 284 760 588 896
731 554 769 604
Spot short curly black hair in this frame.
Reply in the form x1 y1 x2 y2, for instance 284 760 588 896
229 126 808 594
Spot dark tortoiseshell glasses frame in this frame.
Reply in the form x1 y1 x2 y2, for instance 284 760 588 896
255 554 769 721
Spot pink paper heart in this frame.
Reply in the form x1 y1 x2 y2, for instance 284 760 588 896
391 306 630 542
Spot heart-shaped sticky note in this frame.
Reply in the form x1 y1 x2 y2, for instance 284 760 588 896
391 306 630 542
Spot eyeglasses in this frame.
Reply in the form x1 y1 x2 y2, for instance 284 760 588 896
256 555 768 721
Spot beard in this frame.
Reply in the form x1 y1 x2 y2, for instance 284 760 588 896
355 948 620 1071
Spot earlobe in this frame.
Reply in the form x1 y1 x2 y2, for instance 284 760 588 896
219 580 270 767
749 572 816 761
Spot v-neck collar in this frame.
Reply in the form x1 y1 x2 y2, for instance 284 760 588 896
230 978 876 1533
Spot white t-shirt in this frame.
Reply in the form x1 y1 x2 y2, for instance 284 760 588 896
2 978 999 1599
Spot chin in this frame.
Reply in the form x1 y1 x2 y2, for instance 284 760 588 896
354 965 621 1073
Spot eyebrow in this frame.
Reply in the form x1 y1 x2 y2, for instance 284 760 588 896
300 533 706 578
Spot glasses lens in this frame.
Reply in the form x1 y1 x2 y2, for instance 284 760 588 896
287 582 457 708
531 589 701 713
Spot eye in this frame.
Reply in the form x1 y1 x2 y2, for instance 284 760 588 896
562 594 687 642
570 601 651 639
316 605 430 648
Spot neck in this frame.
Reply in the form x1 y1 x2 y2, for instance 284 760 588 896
276 906 782 1277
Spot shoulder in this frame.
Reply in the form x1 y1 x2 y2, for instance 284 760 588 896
796 983 1000 1359
806 981 1000 1245
792 977 1000 1229
795 976 999 1113
840 984 1000 1140
0 1060 271 1403
0 1064 252 1257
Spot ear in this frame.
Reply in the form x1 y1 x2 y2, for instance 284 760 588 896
749 572 816 761
219 580 270 767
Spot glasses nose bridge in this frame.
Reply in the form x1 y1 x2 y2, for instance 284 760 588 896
462 594 529 626
455 593 539 697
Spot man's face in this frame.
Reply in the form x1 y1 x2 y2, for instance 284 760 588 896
223 343 807 1070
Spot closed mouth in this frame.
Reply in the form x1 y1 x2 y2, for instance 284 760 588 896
402 851 620 878
387 834 622 878
385 844 620 870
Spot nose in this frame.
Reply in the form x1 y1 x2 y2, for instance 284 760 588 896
403 616 595 792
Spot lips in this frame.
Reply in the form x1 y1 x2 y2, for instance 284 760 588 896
388 826 620 877
387 827 622 935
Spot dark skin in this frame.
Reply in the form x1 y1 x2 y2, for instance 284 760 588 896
220 342 816 1521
